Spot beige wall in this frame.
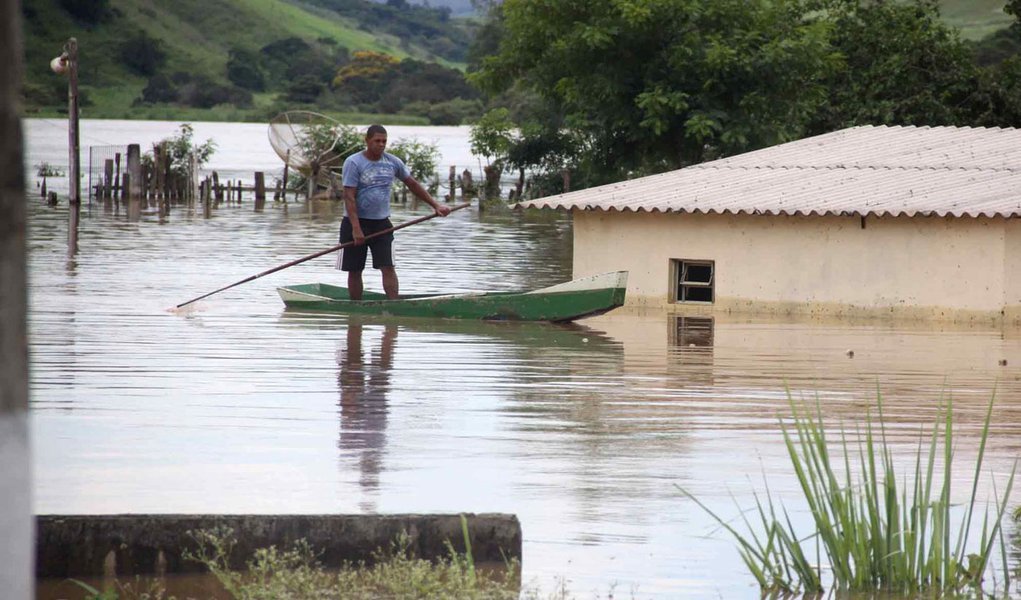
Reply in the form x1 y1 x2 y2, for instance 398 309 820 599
573 210 1021 323
1005 219 1021 323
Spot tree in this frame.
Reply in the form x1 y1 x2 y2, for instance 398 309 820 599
139 74 178 104
226 48 265 92
471 0 840 184
807 0 985 134
388 139 440 181
284 75 325 104
142 124 216 179
119 31 167 77
333 51 400 88
1007 0 1021 26
469 107 514 166
59 0 109 24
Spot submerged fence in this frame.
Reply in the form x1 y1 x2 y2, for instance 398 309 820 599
81 142 557 214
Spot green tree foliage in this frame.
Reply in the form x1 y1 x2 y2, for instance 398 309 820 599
808 0 984 133
142 124 216 178
260 38 339 85
139 73 178 104
471 0 841 184
970 27 1021 66
58 0 108 24
119 31 167 77
469 0 1021 190
410 98 484 126
469 107 514 165
388 138 441 180
136 72 252 109
1007 0 1021 25
180 75 253 109
331 53 480 123
310 0 474 62
226 47 266 92
285 76 326 104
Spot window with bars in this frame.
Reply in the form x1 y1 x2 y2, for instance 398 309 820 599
673 259 714 303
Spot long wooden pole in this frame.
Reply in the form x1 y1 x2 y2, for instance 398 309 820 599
175 203 470 309
66 38 80 258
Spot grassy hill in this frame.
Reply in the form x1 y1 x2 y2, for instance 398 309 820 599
941 0 1012 39
21 0 1016 121
21 0 474 121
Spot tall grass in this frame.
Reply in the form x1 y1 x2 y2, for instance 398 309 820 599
182 518 521 600
680 391 1017 597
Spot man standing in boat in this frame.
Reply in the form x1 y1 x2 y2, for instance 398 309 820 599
335 124 450 300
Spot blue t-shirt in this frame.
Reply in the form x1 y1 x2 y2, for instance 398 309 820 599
340 151 410 219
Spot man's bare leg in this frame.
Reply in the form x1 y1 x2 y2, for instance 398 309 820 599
381 266 399 299
348 270 364 301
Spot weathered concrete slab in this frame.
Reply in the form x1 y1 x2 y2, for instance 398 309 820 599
36 513 521 578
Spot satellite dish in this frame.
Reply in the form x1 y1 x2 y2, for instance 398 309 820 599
267 111 358 193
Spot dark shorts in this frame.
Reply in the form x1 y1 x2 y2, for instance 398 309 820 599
337 217 394 272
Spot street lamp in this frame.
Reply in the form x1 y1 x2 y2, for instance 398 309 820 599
51 38 80 255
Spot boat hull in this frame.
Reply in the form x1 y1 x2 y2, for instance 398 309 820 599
277 271 628 322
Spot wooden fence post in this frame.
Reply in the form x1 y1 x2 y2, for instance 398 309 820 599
448 165 456 202
281 150 290 202
460 169 474 200
126 144 142 203
254 172 265 211
189 153 198 204
212 171 221 204
114 152 121 201
103 159 113 200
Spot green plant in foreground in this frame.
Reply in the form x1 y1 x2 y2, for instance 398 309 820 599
680 391 1017 597
183 517 523 600
70 577 173 600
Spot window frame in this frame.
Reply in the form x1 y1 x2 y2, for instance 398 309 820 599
671 259 715 304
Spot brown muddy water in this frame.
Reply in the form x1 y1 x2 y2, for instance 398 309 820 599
25 122 1021 599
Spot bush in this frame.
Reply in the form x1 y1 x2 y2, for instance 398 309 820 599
59 0 109 24
388 138 440 180
139 74 178 104
183 522 523 600
142 124 216 179
284 75 325 104
119 31 166 77
226 48 265 91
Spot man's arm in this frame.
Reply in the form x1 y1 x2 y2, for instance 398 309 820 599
343 186 365 244
403 176 451 217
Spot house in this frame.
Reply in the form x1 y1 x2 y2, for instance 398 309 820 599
518 126 1021 323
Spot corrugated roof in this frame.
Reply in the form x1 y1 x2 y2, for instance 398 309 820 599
516 125 1021 218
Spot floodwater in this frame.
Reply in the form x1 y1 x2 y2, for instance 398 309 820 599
24 120 1021 598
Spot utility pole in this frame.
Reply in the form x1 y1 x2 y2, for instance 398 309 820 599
52 38 80 256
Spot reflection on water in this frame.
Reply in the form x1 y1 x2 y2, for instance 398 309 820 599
26 184 1021 597
337 320 396 513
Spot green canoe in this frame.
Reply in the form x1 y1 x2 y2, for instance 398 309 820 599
277 271 628 322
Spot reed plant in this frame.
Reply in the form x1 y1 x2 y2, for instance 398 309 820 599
680 391 1017 597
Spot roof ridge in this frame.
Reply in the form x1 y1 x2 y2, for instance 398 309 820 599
696 164 1021 173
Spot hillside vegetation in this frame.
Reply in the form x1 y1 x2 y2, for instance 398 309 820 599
21 0 480 122
941 0 1012 38
20 0 1018 127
